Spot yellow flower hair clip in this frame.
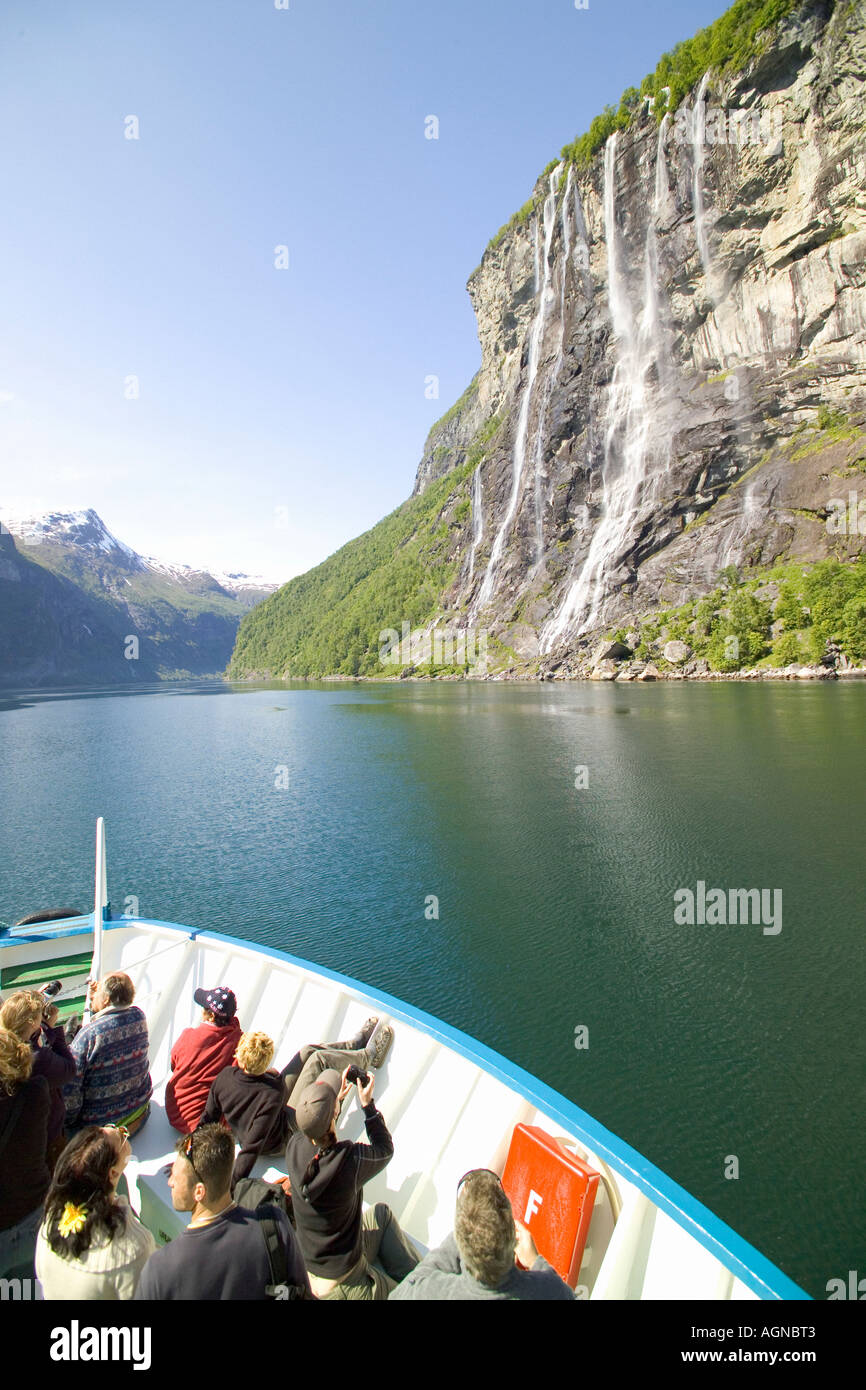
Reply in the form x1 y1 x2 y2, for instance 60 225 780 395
58 1201 88 1237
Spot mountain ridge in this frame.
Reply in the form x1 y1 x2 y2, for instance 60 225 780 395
0 508 278 686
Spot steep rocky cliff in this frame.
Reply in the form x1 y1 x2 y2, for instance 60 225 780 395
232 0 866 680
432 0 866 666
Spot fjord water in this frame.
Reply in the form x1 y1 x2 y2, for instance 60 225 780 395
1 680 863 1297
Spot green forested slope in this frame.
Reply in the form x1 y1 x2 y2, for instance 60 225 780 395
229 448 487 678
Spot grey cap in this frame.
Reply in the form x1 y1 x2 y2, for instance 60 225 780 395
294 1068 342 1141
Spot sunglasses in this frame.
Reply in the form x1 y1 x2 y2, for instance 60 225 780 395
456 1167 502 1195
105 1123 130 1142
181 1132 205 1185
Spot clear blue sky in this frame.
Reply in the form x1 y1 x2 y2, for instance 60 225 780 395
0 0 730 582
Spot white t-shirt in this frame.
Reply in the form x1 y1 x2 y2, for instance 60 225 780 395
36 1197 157 1300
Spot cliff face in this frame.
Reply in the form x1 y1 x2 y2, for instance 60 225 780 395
418 0 866 666
230 0 866 681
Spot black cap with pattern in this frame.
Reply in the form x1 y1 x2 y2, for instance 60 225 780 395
193 986 237 1020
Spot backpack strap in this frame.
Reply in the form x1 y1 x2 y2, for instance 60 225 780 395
259 1210 289 1296
258 1211 312 1300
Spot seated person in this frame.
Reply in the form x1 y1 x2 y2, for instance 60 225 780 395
165 986 241 1134
36 1123 156 1299
389 1168 575 1300
63 974 152 1136
0 1026 50 1279
0 986 75 1169
286 1064 419 1300
134 1124 309 1300
200 1017 390 1184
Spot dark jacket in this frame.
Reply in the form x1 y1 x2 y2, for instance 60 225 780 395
0 1075 50 1231
388 1231 576 1300
200 1066 290 1183
285 1103 393 1279
31 1023 76 1141
133 1205 309 1301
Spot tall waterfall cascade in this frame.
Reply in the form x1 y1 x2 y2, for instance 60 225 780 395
531 165 575 566
690 72 713 286
542 124 675 650
472 166 563 615
690 70 764 570
467 462 484 581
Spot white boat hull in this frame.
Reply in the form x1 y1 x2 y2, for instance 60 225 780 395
0 912 808 1300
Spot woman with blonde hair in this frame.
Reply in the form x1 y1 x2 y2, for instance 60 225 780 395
0 1026 50 1278
36 1123 155 1299
0 987 75 1169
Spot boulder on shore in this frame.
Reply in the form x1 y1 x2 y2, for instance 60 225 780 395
593 640 632 664
662 640 692 664
591 659 619 681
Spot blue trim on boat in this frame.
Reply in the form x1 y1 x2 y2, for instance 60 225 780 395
0 913 810 1300
1 915 93 941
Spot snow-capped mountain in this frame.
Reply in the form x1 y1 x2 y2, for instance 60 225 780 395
0 508 142 565
0 509 279 603
141 555 277 603
0 507 281 686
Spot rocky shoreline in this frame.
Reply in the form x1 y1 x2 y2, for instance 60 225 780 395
237 661 866 685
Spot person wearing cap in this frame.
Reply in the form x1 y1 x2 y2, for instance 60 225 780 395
286 1065 419 1300
199 1018 391 1186
388 1168 575 1301
165 987 242 1135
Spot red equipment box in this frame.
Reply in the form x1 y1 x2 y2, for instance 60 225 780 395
501 1124 600 1288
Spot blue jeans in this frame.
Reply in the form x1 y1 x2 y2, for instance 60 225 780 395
0 1205 42 1279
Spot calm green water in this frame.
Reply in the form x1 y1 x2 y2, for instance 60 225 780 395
1 679 863 1297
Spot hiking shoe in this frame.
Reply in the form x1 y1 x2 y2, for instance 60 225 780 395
347 1016 378 1051
365 1022 394 1071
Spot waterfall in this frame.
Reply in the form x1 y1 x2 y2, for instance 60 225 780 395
691 72 712 282
654 111 672 222
644 114 672 391
542 129 672 650
560 165 573 312
720 475 762 572
473 167 561 614
689 69 760 580
572 176 592 295
531 165 574 566
467 463 484 580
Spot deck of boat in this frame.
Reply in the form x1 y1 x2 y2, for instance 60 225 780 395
0 913 809 1300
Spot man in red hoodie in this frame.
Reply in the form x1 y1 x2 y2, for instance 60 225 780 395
165 987 241 1133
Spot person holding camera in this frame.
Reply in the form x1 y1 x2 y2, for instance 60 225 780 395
285 1064 420 1300
199 1018 392 1185
0 986 75 1170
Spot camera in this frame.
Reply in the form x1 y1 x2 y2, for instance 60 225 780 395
42 981 63 999
345 1064 370 1086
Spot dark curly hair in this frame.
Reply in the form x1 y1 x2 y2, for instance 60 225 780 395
43 1127 126 1258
